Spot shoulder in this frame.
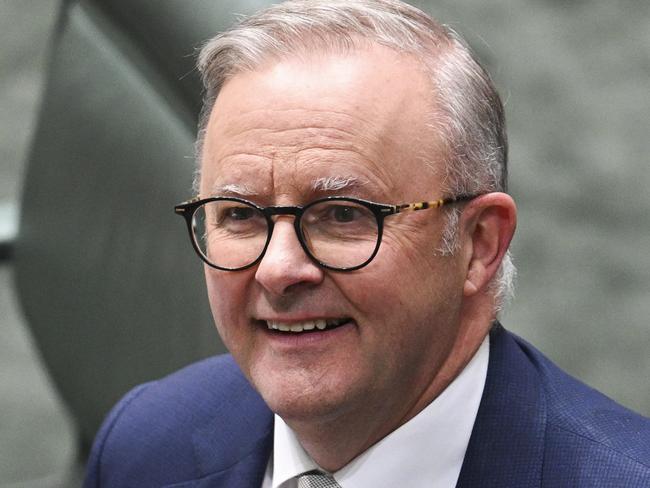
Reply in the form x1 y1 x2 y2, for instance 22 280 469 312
84 354 273 487
512 332 650 486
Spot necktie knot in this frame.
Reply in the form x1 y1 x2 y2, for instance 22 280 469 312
297 470 341 488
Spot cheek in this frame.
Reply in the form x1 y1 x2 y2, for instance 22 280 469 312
378 230 440 284
348 232 462 343
338 238 436 328
204 268 250 344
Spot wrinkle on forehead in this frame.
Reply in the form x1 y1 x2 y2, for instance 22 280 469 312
204 114 396 198
215 107 373 136
201 45 443 203
210 108 381 161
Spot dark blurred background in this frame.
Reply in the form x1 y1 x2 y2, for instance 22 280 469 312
1 0 648 486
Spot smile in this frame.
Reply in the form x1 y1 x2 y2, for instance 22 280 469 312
266 318 349 333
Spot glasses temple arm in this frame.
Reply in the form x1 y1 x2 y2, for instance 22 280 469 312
394 194 480 214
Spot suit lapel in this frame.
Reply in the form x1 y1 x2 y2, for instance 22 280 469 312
165 373 274 487
456 324 546 488
164 434 272 487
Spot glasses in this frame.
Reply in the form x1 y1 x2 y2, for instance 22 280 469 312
174 194 477 272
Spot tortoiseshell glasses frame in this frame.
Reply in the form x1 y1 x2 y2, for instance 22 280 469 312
174 194 479 272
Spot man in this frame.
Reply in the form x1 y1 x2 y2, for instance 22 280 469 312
84 1 650 486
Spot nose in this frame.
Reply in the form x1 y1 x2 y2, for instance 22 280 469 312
254 218 324 295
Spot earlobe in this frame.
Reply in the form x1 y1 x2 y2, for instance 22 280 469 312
461 193 516 297
464 255 485 296
463 271 480 295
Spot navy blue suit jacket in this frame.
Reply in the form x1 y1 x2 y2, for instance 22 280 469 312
84 325 650 487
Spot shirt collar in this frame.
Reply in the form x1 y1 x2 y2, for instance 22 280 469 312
271 415 320 486
271 336 489 488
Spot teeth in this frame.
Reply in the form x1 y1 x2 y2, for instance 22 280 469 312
266 318 347 333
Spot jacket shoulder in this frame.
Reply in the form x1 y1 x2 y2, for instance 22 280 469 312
514 334 650 486
83 354 272 487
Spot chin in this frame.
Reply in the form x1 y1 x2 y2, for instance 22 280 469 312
250 366 353 422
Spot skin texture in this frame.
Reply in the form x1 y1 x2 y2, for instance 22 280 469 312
200 44 516 470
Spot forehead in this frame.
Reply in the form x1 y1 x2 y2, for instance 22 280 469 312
200 44 446 202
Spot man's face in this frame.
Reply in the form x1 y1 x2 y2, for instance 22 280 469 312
200 45 467 427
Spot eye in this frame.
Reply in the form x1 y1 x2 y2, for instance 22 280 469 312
225 206 255 221
305 201 372 226
203 201 263 230
331 205 359 223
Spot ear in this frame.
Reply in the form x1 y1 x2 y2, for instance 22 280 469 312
460 192 516 297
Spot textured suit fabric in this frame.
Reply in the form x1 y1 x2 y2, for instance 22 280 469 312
84 325 650 487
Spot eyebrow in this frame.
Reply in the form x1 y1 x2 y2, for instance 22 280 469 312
311 175 369 193
209 183 258 197
207 176 370 199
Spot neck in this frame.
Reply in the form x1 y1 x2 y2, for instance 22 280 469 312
286 403 401 471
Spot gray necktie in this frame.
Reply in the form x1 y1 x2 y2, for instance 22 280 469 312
297 470 341 488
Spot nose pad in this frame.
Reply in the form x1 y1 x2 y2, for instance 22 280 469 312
254 219 323 295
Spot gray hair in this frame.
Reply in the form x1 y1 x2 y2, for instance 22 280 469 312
196 0 515 313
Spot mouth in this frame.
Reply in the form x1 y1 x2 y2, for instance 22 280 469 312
263 317 351 333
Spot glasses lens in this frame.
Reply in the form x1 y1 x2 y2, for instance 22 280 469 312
301 199 379 269
192 199 268 269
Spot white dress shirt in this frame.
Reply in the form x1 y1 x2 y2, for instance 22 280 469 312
261 337 489 488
